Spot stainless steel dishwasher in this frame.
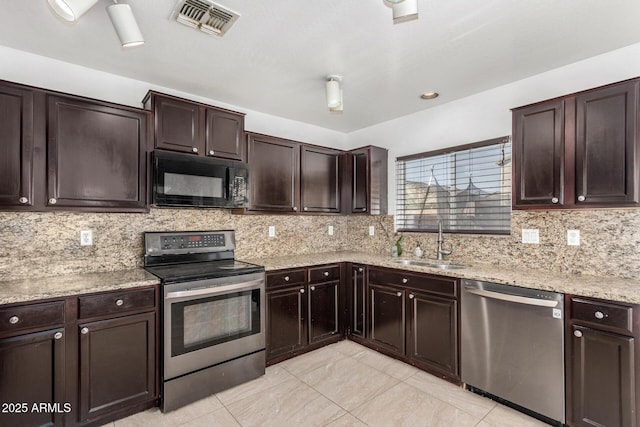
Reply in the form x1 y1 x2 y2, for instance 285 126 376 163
461 279 565 424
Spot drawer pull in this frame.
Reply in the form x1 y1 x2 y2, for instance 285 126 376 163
81 327 89 335
402 278 408 284
358 268 363 273
310 286 316 291
396 292 402 297
9 316 19 325
409 294 415 299
574 330 583 338
48 198 57 205
19 197 28 204
551 197 559 204
115 299 124 307
323 271 330 277
209 150 215 155
54 332 63 340
577 195 586 202
284 276 290 282
594 311 605 319
192 147 198 153
300 288 305 294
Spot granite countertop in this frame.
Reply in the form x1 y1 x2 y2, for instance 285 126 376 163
244 251 640 305
0 269 160 305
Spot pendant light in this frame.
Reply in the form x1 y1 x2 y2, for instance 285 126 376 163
47 0 99 22
325 75 343 112
107 1 145 47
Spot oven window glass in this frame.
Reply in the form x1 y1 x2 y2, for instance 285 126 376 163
171 289 261 356
164 173 223 199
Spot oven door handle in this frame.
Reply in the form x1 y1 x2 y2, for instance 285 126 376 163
165 279 264 300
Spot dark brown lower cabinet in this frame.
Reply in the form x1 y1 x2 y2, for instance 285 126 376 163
349 264 367 340
266 286 308 361
309 281 339 344
0 327 66 427
407 290 458 377
368 283 406 356
78 312 155 423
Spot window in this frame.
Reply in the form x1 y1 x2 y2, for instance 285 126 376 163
396 136 511 234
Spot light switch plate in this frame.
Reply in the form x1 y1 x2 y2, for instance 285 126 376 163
80 230 93 246
268 226 276 238
328 225 334 235
369 226 375 236
567 229 580 246
521 229 539 244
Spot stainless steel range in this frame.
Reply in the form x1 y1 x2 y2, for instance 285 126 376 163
144 230 265 413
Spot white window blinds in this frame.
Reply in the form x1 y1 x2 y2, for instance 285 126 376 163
396 137 512 234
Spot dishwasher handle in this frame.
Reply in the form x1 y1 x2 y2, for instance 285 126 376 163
464 286 559 308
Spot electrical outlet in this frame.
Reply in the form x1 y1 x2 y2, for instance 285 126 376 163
369 226 375 236
567 229 580 246
80 230 93 246
328 225 334 235
521 229 539 244
268 226 276 238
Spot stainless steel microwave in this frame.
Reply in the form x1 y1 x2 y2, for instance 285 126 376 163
152 151 248 208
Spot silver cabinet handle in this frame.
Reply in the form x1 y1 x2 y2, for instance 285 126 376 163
81 327 89 335
574 330 583 338
284 276 290 282
464 286 559 308
19 197 28 204
300 288 305 294
551 197 559 204
358 268 363 273
362 208 367 212
54 332 63 340
578 195 586 202
115 299 124 306
304 207 308 211
293 206 297 211
409 294 415 299
48 198 57 205
209 150 215 155
192 147 198 153
402 278 408 284
396 291 402 297
594 311 605 319
9 316 19 324
323 271 330 277
310 286 315 291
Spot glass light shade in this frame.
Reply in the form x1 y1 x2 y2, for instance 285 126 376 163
107 3 145 47
325 79 341 109
48 0 99 22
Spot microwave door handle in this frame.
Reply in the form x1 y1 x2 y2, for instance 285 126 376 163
165 279 264 300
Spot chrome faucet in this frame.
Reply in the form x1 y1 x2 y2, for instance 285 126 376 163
437 220 452 261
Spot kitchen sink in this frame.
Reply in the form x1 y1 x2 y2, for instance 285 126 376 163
391 259 467 270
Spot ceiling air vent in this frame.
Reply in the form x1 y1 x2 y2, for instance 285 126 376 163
173 0 240 37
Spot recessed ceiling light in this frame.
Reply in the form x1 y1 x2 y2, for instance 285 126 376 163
420 92 439 100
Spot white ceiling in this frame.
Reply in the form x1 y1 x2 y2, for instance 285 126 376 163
1 0 640 133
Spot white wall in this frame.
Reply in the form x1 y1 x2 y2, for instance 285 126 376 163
347 42 640 213
0 46 349 149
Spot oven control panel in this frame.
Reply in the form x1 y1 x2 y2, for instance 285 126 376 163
144 230 235 255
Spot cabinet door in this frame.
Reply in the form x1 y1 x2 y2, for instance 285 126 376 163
266 286 308 361
0 83 34 208
47 96 148 211
78 312 155 423
300 145 341 213
513 99 565 207
247 134 300 212
570 325 635 427
368 283 405 356
0 328 66 427
407 290 458 377
153 95 202 154
575 81 639 205
204 108 245 161
351 149 369 213
350 264 366 338
309 281 339 344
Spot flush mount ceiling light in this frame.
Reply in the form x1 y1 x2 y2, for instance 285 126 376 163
47 0 99 22
383 0 418 24
107 1 145 47
420 91 439 100
325 75 343 112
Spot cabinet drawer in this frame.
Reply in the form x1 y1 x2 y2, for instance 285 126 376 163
369 268 456 297
267 269 307 289
78 288 155 319
309 265 340 283
0 301 65 336
571 298 633 335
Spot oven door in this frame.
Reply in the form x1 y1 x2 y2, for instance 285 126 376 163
163 273 265 380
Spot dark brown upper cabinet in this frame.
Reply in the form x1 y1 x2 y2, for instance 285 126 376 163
47 95 149 211
143 91 245 161
300 145 341 213
247 133 300 213
0 81 34 209
345 146 388 214
513 78 640 209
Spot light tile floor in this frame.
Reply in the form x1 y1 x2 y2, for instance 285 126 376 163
109 340 551 427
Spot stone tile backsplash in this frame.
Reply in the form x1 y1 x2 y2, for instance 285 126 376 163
1 208 639 281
